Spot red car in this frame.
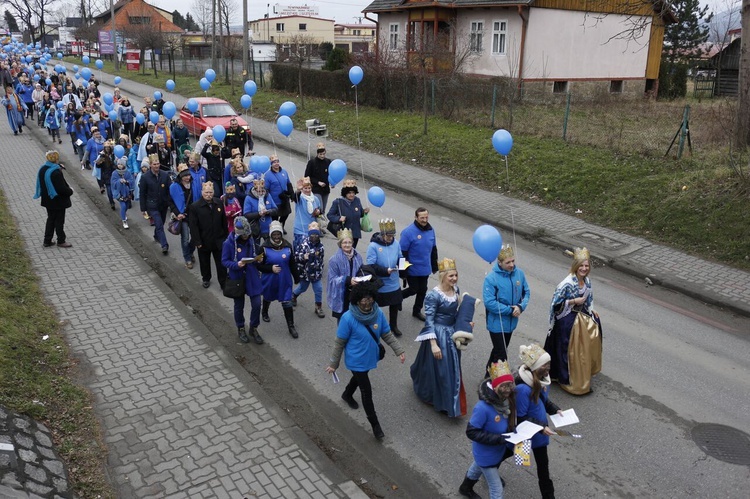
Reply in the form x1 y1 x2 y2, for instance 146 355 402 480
179 97 251 140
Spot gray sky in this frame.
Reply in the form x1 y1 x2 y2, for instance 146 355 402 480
150 0 375 25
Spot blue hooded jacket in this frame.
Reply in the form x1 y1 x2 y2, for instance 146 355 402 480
482 261 530 334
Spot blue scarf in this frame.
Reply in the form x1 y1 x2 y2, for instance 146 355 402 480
34 161 60 200
348 302 380 326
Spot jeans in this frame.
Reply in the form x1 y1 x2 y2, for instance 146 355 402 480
179 220 194 263
44 208 67 244
118 200 129 221
293 278 322 302
234 294 261 328
148 208 168 249
105 183 114 205
467 461 504 499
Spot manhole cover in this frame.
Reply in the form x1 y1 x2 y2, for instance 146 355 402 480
691 423 750 465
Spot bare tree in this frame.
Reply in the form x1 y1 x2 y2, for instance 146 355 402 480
119 5 164 77
4 0 35 42
49 2 78 26
190 0 211 40
285 33 318 108
164 33 181 80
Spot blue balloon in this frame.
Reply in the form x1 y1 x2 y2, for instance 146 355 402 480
57 52 62 59
45 78 52 86
136 112 145 125
104 102 114 113
212 125 226 142
80 67 92 81
205 68 216 83
367 186 385 208
95 59 103 70
74 73 80 80
186 98 199 113
199 78 210 91
279 101 296 117
82 55 90 65
33 74 39 81
249 156 261 173
472 225 503 264
165 79 175 91
149 111 159 125
257 156 271 174
114 144 125 159
114 76 121 85
240 94 252 109
108 110 118 122
153 91 162 100
349 65 364 85
492 129 513 156
162 101 176 119
244 80 257 96
73 65 79 72
276 116 293 137
329 159 347 185
56 102 64 109
328 175 337 187
102 92 114 105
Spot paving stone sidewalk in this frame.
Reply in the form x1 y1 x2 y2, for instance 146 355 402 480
79 65 750 317
0 124 364 496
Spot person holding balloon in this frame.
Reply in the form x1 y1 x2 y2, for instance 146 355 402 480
117 97 135 140
327 178 369 249
304 142 332 214
264 155 294 234
482 244 530 372
201 138 231 196
293 177 322 250
225 118 251 157
243 177 279 244
137 122 158 162
366 219 405 337
110 156 135 229
132 107 148 144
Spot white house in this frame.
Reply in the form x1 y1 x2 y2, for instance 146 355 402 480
364 0 675 97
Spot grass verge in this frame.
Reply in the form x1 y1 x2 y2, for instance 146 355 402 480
65 59 750 270
0 188 112 498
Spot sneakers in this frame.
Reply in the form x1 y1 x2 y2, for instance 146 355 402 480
122 220 129 229
202 280 210 288
315 303 325 318
161 246 169 255
238 327 250 344
57 242 72 248
185 261 193 269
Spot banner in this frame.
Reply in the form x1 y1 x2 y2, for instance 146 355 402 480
98 30 115 55
126 50 140 71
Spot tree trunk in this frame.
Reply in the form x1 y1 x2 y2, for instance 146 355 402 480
298 63 304 109
736 0 750 148
422 73 428 135
152 51 158 78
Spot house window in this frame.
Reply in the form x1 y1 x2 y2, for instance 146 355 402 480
553 81 568 94
389 23 399 50
470 21 484 53
353 29 361 36
610 80 623 93
492 20 507 55
276 23 284 32
128 16 151 25
299 23 307 31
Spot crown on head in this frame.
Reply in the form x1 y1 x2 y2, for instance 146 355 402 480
569 247 590 262
519 344 548 370
379 218 396 235
147 153 159 163
337 228 354 241
498 244 514 261
231 148 241 157
487 360 514 388
252 178 265 189
301 176 312 187
437 257 457 272
342 178 357 188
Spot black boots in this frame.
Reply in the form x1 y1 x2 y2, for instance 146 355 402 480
283 307 298 338
367 415 384 440
238 326 250 343
315 302 325 318
458 476 482 499
250 327 264 345
262 299 270 322
389 306 402 337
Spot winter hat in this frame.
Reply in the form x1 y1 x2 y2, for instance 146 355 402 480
116 157 127 169
234 216 252 238
519 344 551 372
269 220 283 236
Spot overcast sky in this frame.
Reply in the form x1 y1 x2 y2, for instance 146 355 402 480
150 0 376 25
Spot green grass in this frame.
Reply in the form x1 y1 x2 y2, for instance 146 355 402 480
64 57 750 269
0 189 113 498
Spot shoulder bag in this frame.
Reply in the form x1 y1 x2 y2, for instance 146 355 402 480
167 215 182 235
223 238 247 299
327 198 343 235
365 324 386 361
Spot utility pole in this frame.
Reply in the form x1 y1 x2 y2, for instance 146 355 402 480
211 0 216 70
242 0 248 76
110 0 118 71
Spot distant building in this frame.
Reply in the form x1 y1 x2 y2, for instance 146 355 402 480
248 15 334 45
89 0 183 36
334 24 376 53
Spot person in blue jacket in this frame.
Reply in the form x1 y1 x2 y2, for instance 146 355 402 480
169 168 195 267
292 177 321 250
482 244 530 373
264 155 294 233
222 216 264 345
459 361 516 499
44 103 64 144
258 221 299 338
512 344 562 499
243 178 278 244
400 207 438 321
366 219 404 336
326 178 369 248
110 157 135 229
187 152 207 203
72 117 90 165
326 280 405 440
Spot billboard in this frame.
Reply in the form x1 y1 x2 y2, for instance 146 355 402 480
275 4 320 17
98 30 115 55
126 50 140 71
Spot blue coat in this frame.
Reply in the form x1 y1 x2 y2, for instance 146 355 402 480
366 233 402 293
243 193 278 236
222 233 262 297
515 375 560 449
336 309 391 372
188 167 207 203
117 105 135 124
110 169 135 201
326 249 364 314
468 381 513 467
265 168 293 207
327 196 365 240
293 192 321 236
86 138 104 166
483 261 530 334
400 221 437 276
258 239 299 302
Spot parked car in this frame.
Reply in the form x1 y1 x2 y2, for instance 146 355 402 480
179 97 251 140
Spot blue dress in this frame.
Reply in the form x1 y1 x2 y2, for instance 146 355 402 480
410 287 466 417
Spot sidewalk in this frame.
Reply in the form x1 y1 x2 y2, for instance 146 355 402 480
87 65 750 317
0 124 364 495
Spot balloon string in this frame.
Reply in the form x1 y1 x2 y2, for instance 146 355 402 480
354 84 369 208
510 208 518 265
287 137 296 184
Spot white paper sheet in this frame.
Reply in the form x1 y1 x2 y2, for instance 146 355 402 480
503 420 543 444
550 409 580 428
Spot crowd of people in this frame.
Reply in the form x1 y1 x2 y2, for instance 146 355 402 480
19 58 605 499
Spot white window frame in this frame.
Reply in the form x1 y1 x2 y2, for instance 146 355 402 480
470 21 484 53
389 23 399 50
276 23 285 32
491 20 507 55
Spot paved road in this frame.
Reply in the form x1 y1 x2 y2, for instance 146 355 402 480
0 124 367 496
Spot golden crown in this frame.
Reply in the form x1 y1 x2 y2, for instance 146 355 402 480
379 218 396 235
231 148 241 157
301 176 312 187
437 258 457 272
519 344 546 369
337 228 354 241
147 153 159 163
487 360 512 381
176 163 188 173
342 178 357 188
252 178 265 189
498 244 514 260
566 247 590 262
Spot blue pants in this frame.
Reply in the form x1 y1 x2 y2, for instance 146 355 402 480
293 278 322 302
467 461 504 499
148 209 168 249
179 220 194 263
118 200 129 221
234 294 261 328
